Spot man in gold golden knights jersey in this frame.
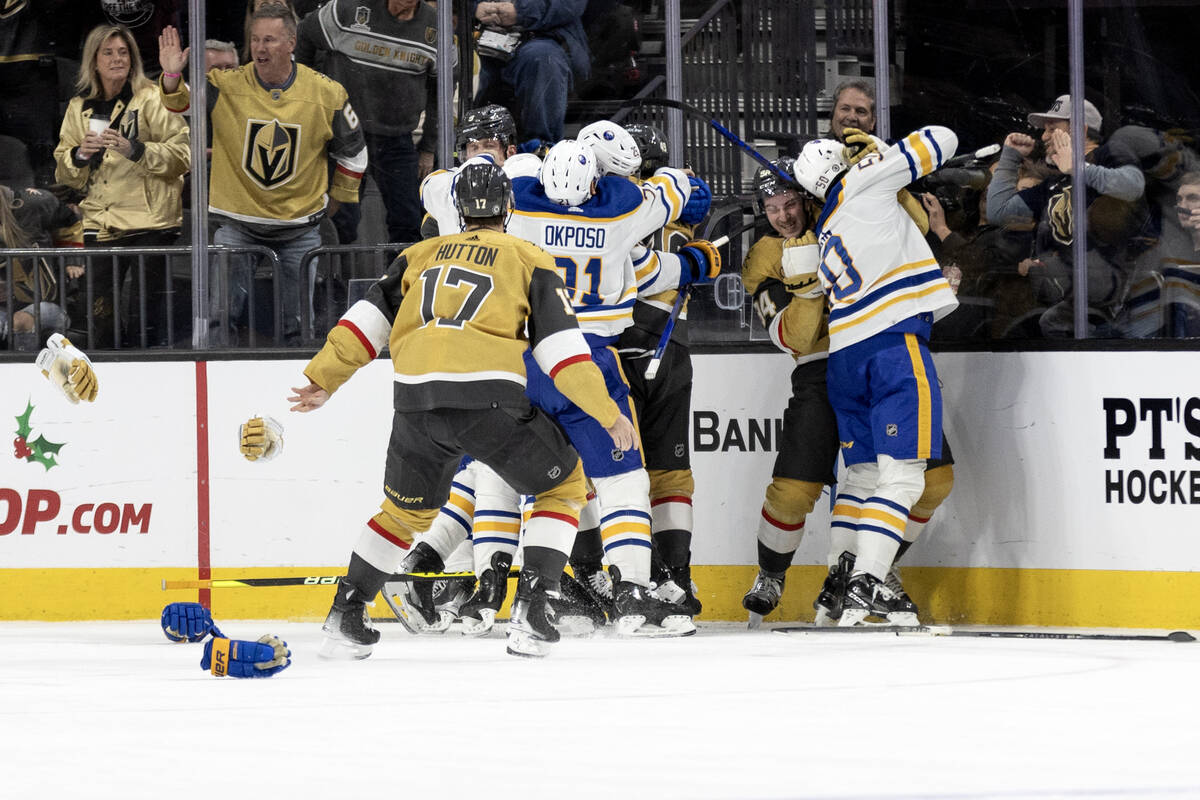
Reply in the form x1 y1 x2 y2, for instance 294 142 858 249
157 6 368 345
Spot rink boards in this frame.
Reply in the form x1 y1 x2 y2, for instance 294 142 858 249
1 352 1198 626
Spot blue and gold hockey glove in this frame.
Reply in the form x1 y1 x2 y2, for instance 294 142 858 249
161 602 216 643
201 634 291 678
678 176 712 225
677 239 723 286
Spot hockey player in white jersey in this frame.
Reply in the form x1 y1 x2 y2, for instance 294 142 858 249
505 138 718 636
792 126 959 626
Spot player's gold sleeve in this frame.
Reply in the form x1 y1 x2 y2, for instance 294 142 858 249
774 295 828 356
551 360 621 429
741 235 785 294
303 324 374 395
898 189 929 235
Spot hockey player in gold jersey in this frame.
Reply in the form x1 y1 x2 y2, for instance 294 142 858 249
282 162 634 658
157 8 368 344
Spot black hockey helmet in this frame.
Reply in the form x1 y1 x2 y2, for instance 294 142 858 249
455 162 513 220
753 156 800 211
455 104 518 152
625 122 668 177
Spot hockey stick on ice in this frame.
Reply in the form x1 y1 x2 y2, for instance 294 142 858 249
773 625 1196 642
161 570 520 590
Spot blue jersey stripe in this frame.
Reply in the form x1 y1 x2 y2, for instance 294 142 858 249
828 269 946 325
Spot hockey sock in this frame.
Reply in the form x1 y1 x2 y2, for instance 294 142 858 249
895 540 913 564
570 526 605 568
652 529 692 573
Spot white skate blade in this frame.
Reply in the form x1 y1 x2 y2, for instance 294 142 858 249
813 607 838 627
459 608 496 637
747 611 764 630
553 614 597 637
615 614 696 638
317 634 373 660
838 608 868 627
505 629 551 658
384 590 446 636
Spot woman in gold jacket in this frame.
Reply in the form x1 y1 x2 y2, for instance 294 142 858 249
54 23 189 348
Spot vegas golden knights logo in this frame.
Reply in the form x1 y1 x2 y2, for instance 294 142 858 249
243 119 300 189
1047 185 1074 246
119 109 139 143
425 26 436 45
1 0 28 19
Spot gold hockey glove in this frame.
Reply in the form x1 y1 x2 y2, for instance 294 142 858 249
239 415 284 462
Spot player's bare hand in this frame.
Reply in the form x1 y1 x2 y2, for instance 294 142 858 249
288 382 329 412
1004 132 1035 158
605 414 637 451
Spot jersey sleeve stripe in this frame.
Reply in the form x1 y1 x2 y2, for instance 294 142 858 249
827 282 951 336
532 328 592 377
548 352 592 378
335 163 364 180
335 319 376 360
768 309 798 355
898 137 921 182
342 298 392 355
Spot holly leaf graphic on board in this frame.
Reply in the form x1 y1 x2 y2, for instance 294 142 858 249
13 399 65 471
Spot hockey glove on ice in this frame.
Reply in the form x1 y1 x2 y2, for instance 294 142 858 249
201 634 291 678
161 602 216 643
841 127 879 165
678 176 712 225
677 239 722 286
36 333 98 404
239 415 284 461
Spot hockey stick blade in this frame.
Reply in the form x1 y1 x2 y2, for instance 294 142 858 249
161 569 521 591
773 625 1196 642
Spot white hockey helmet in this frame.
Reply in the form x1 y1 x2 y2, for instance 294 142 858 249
540 139 599 206
578 120 642 177
793 138 849 200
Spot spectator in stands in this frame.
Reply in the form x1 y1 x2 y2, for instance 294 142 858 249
827 79 876 141
987 94 1150 337
0 1 67 187
205 39 239 72
296 0 446 244
242 0 299 62
0 186 74 351
473 0 590 144
158 5 367 346
54 23 190 348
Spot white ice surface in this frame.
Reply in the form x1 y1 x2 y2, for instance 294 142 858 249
2 621 1198 800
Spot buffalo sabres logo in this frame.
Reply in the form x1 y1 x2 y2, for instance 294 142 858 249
352 6 371 29
243 118 300 189
1047 185 1074 246
1 0 28 20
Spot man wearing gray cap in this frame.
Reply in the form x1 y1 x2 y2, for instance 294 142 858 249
986 94 1149 336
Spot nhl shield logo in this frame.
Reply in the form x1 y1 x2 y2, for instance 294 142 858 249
886 423 898 437
1 0 28 19
243 118 301 189
547 465 562 480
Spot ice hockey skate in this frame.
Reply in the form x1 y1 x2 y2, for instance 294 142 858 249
459 552 513 636
884 563 919 619
383 542 455 634
837 570 920 627
652 563 703 617
548 571 607 636
813 551 856 626
506 568 561 658
318 585 380 660
569 559 617 622
611 566 696 638
742 570 785 629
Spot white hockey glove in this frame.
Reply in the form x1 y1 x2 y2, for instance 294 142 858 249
239 415 284 462
780 235 824 299
36 333 99 404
